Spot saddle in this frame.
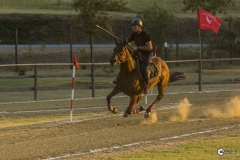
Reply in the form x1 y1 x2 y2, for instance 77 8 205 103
136 58 158 80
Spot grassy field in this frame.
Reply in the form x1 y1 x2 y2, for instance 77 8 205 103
114 135 240 160
0 0 240 15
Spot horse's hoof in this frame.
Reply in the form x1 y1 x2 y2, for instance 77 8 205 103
111 107 118 114
123 112 129 117
144 112 150 118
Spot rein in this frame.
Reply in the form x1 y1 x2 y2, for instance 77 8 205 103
117 45 134 64
115 44 150 65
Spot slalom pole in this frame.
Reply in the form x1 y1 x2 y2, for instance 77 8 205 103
70 64 75 122
144 94 148 105
70 54 80 122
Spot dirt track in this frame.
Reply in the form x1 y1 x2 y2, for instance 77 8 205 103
0 87 240 159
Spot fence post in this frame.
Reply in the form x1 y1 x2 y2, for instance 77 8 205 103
34 65 38 101
90 32 95 97
70 26 73 69
176 21 179 66
229 21 232 64
198 60 202 92
15 28 18 71
92 63 95 97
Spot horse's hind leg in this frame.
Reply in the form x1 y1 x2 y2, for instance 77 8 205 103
123 94 141 117
145 77 167 118
106 86 120 114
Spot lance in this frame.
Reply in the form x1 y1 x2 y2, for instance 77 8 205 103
96 25 122 41
96 25 134 51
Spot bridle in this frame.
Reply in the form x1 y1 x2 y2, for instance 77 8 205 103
114 45 133 64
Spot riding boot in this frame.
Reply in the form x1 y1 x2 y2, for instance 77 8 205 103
143 75 150 94
143 64 150 94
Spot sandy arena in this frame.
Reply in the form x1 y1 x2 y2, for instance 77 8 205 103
0 85 240 159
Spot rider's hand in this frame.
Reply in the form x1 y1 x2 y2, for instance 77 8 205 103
133 46 138 51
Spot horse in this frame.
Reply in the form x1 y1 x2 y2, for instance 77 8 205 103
106 40 185 118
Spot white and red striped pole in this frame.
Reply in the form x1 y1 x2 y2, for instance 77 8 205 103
70 54 80 122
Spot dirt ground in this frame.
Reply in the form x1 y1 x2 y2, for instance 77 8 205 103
0 84 240 160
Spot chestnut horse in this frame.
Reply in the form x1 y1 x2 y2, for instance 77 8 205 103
107 40 185 118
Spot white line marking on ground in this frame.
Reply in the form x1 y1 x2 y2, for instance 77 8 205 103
1 89 239 105
0 106 110 114
48 105 180 126
42 125 240 160
0 102 185 115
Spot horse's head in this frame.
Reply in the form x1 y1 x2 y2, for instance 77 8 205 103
110 39 128 66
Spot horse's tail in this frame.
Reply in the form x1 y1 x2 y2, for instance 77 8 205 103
169 71 187 82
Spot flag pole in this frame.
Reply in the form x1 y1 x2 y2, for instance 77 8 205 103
198 29 202 92
199 29 202 60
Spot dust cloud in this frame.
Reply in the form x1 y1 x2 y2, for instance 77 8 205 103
141 112 158 124
204 96 240 118
170 98 190 122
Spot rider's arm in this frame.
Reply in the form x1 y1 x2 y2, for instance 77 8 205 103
133 41 152 51
133 31 153 51
138 41 152 51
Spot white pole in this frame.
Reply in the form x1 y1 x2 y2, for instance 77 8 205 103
70 65 76 122
144 95 148 105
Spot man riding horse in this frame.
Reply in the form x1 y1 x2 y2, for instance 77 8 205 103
114 18 153 94
104 18 186 118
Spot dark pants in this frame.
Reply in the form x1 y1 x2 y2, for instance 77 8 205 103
132 51 153 86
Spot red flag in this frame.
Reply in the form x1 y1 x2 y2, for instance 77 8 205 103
154 45 159 57
198 8 222 34
73 54 80 69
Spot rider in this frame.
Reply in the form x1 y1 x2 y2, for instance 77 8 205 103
127 18 153 94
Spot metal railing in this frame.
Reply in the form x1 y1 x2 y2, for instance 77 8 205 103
0 58 240 101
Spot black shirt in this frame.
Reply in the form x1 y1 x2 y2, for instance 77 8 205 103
128 30 153 54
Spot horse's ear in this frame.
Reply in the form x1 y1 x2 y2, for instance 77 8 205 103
115 39 118 45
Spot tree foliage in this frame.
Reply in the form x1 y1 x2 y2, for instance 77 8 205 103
205 17 240 56
182 0 235 15
137 3 176 51
72 0 127 35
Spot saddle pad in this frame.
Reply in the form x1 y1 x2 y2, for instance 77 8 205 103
148 62 158 79
137 59 158 80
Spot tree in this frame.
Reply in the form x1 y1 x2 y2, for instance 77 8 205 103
182 0 235 15
205 17 240 57
72 0 127 97
182 0 236 62
72 0 127 35
137 3 176 52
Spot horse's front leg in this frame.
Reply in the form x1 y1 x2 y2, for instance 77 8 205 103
123 94 141 117
106 85 120 114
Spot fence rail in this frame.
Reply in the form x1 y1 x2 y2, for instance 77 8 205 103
0 58 240 101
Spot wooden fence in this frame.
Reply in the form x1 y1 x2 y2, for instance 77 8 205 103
0 58 240 101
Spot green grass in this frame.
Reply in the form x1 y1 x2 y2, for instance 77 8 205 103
0 0 240 15
0 0 73 10
113 136 240 160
